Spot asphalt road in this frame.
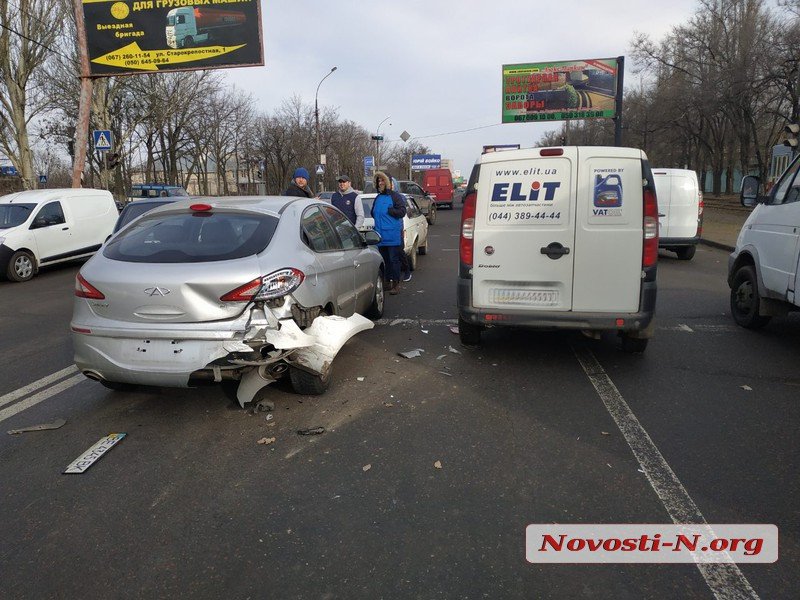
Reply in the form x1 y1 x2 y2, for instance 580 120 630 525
0 208 797 599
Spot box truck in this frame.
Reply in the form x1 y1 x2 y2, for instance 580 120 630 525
166 7 246 49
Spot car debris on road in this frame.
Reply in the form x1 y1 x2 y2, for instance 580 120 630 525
8 418 67 435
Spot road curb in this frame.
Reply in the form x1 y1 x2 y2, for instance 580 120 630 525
700 238 734 252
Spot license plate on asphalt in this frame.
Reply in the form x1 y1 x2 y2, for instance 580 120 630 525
489 288 559 307
64 433 126 474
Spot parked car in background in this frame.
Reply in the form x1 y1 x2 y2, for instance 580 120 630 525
0 188 118 282
653 168 703 260
396 180 437 225
317 191 334 202
73 197 385 406
128 184 189 202
113 198 177 233
729 153 800 329
423 168 455 208
359 194 429 271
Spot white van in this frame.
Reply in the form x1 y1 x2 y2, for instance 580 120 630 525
653 168 703 260
728 153 800 328
0 188 117 282
457 146 658 352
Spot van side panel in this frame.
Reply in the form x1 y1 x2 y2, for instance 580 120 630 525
572 151 643 312
66 193 117 251
472 150 577 311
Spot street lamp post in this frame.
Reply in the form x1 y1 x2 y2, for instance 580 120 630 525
376 115 391 171
315 66 337 194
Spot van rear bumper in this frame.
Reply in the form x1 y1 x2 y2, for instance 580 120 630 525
457 279 657 332
659 235 700 247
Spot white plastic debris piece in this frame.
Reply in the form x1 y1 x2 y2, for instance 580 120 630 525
8 418 66 435
398 348 424 359
436 354 446 360
421 329 429 334
601 431 610 436
357 376 365 382
265 414 274 422
449 326 459 334
257 437 276 445
390 319 404 326
438 371 452 377
607 463 612 468
434 460 442 469
740 385 753 391
362 464 372 472
638 469 645 474
64 433 126 474
447 346 461 354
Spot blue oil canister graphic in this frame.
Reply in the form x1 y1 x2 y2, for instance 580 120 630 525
594 174 623 207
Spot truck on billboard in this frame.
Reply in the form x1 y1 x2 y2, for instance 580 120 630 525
502 58 619 124
165 7 247 49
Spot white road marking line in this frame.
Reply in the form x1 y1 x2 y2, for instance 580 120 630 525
572 346 759 600
375 318 458 326
0 374 87 424
0 365 78 410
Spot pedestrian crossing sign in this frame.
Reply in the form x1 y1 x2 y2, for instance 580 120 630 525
93 130 112 151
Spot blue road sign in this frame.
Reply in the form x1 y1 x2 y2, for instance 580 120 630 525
39 174 47 184
93 130 112 151
411 154 441 171
364 156 375 168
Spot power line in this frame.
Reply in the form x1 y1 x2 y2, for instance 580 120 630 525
410 122 503 140
0 16 77 66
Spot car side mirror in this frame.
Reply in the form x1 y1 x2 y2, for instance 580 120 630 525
363 229 381 245
740 175 761 207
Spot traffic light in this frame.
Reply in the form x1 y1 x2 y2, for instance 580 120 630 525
783 123 799 149
105 152 120 170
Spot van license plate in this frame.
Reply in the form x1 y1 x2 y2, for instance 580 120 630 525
490 288 559 307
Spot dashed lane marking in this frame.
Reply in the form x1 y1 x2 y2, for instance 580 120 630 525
0 365 78 410
0 373 87 424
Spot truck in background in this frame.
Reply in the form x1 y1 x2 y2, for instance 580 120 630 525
165 7 246 49
422 168 455 209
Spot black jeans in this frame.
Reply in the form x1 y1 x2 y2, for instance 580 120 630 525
379 245 403 282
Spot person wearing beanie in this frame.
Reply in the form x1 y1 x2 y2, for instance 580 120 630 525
370 171 407 294
282 167 314 197
331 175 364 228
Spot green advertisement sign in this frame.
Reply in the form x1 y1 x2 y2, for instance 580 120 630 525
502 58 619 124
79 0 264 76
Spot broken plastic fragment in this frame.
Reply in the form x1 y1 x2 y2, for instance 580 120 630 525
398 348 424 359
447 346 461 354
297 426 325 436
357 376 365 382
257 437 276 445
740 385 753 391
8 418 66 435
434 460 442 469
449 326 459 334
362 464 372 472
438 371 452 377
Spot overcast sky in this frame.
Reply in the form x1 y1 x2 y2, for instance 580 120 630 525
226 0 700 176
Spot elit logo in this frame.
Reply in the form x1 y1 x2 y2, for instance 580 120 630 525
491 181 561 202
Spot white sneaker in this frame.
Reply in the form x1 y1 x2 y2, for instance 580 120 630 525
402 272 412 282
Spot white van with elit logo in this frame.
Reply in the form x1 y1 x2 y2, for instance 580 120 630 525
0 188 117 282
457 146 659 352
653 168 703 260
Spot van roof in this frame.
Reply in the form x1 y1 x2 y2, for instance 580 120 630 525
0 188 113 204
477 146 644 164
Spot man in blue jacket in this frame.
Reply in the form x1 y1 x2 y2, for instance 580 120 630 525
371 171 406 295
331 175 364 228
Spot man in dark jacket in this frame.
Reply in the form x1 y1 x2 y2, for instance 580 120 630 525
331 175 364 228
371 171 407 294
282 168 314 197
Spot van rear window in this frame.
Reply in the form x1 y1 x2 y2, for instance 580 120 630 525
103 211 278 263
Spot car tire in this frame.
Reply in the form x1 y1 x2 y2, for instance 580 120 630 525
427 207 436 225
365 273 384 319
619 333 648 353
675 246 696 260
418 237 428 255
409 241 418 271
6 250 36 282
730 265 771 329
458 316 481 346
290 366 331 395
183 36 194 48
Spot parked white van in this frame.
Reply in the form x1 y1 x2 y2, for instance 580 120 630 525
653 168 703 260
0 188 117 282
457 146 659 352
729 153 800 328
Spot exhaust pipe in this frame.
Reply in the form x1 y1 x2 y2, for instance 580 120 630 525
82 370 105 382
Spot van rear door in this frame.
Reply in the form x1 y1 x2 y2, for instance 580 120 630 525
667 171 699 238
653 171 671 238
472 148 577 311
572 149 644 312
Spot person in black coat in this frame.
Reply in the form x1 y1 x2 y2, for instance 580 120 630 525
283 168 314 197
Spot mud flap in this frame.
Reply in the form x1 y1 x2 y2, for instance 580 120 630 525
287 314 374 376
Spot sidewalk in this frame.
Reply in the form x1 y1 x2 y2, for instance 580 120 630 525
698 196 750 252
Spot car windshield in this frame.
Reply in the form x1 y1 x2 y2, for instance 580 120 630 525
114 201 176 232
104 210 279 263
0 203 36 229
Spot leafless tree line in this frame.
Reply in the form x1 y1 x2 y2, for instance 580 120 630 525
0 0 430 194
538 0 799 194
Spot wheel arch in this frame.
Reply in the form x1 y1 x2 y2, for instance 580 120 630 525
729 249 766 295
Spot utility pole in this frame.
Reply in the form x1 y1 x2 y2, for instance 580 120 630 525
315 66 337 194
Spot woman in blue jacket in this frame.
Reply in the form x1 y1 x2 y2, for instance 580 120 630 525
371 171 407 294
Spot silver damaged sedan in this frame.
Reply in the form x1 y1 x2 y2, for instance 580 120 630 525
71 197 385 405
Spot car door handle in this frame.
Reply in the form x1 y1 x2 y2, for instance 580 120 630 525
658 213 666 217
540 242 570 259
62 227 69 230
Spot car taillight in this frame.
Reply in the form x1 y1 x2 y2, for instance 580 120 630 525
220 268 305 302
643 187 659 268
75 273 105 299
460 192 477 266
697 193 704 236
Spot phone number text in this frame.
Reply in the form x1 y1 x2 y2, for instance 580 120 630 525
489 211 562 223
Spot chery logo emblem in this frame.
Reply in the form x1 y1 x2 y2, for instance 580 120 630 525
144 287 170 297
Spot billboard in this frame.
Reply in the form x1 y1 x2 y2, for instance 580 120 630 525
79 0 264 76
411 154 441 171
502 58 619 124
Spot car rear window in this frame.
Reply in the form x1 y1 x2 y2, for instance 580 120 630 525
103 210 279 263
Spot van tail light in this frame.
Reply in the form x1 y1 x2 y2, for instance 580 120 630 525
697 192 704 237
460 191 477 266
220 268 305 302
643 187 659 268
75 273 105 299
